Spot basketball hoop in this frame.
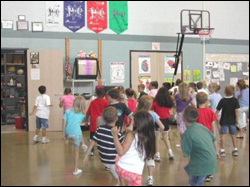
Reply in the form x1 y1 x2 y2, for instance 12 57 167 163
198 29 214 41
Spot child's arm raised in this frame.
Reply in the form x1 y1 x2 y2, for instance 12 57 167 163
112 126 134 156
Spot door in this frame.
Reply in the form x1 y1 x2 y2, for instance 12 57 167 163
27 50 63 132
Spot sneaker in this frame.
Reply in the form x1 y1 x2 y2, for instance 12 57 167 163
204 175 213 182
33 136 40 142
147 178 154 186
154 154 161 162
73 169 82 176
232 150 238 157
168 152 174 161
220 151 226 157
105 167 111 171
90 152 94 157
81 145 88 154
42 138 50 144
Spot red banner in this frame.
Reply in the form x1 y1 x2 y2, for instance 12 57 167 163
87 1 107 34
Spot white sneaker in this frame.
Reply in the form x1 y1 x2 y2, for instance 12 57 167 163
33 136 40 142
73 169 82 176
90 152 94 156
168 151 174 161
154 154 161 162
147 178 154 186
42 138 50 144
81 145 88 153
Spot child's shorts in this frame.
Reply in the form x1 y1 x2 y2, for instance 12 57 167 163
220 125 237 135
36 117 49 129
68 135 83 147
155 119 170 132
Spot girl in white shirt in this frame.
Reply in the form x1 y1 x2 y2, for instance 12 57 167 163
111 111 156 186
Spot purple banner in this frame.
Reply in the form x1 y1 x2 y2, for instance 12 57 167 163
64 1 85 32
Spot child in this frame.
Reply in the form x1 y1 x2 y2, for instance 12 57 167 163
208 83 222 112
162 82 172 91
189 82 198 107
63 96 88 175
152 87 175 161
148 81 159 98
85 87 109 156
169 79 182 95
235 79 249 139
182 106 219 187
197 92 217 134
137 95 164 186
30 85 52 144
125 88 137 126
216 85 240 157
175 83 196 135
138 84 148 100
197 81 209 95
117 86 127 104
107 89 133 129
112 111 156 186
84 107 123 186
59 88 75 139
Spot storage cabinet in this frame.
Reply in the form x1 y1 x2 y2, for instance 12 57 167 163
1 48 28 129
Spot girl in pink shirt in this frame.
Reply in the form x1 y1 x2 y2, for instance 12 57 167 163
148 81 159 98
124 88 137 126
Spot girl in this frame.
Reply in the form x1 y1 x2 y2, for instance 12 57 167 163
189 82 198 107
117 86 128 105
111 111 156 186
152 87 175 161
124 88 137 126
175 83 196 135
148 81 159 98
59 88 75 139
136 95 164 186
63 96 88 175
235 80 249 139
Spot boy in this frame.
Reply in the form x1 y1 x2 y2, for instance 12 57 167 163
30 85 52 144
197 81 209 95
138 83 148 100
196 92 218 182
84 107 124 186
107 89 133 129
85 87 109 156
182 106 219 187
216 85 240 157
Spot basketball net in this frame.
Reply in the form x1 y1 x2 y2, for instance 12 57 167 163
198 29 214 41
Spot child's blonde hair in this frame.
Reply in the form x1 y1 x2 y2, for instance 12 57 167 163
72 96 86 114
208 83 217 93
136 95 153 112
179 83 190 102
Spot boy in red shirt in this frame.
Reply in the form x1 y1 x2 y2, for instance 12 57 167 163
85 87 109 156
196 92 218 182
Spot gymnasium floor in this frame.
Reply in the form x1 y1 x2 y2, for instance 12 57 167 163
1 125 249 186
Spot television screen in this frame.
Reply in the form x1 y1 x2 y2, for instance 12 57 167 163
75 58 99 79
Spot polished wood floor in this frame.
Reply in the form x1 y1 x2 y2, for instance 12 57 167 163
1 126 249 186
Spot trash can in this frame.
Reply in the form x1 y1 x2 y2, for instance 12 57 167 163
15 117 24 129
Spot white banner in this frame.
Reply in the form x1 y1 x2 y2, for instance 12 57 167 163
110 62 125 84
46 1 63 28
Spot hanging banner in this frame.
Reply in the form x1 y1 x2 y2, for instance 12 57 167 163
110 62 125 84
184 70 191 83
165 55 176 74
46 1 63 28
87 1 107 34
64 1 85 32
109 1 128 34
193 70 201 82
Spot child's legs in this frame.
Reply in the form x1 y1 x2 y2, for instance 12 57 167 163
155 131 161 153
146 159 155 177
220 126 228 150
90 132 95 152
177 112 187 135
229 125 238 149
162 131 172 150
185 165 206 186
39 118 49 138
62 119 66 138
68 135 82 171
104 164 120 185
116 164 142 186
36 117 42 135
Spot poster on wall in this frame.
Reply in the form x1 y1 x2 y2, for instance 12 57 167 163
30 52 39 64
164 55 176 74
46 1 63 28
193 70 201 82
31 69 40 80
64 1 85 32
138 76 151 93
183 70 191 83
138 56 151 74
87 1 107 34
230 77 239 86
152 43 160 50
110 62 125 84
164 76 173 84
109 1 128 34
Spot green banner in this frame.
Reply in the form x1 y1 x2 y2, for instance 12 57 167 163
109 1 128 34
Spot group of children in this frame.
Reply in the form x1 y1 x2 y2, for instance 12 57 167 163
30 77 249 186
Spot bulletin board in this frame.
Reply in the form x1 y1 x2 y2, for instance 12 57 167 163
205 53 249 95
130 51 183 93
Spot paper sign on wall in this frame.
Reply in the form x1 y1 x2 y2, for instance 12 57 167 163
184 70 191 83
139 56 151 74
231 65 237 73
193 70 201 82
31 69 40 80
110 62 125 84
